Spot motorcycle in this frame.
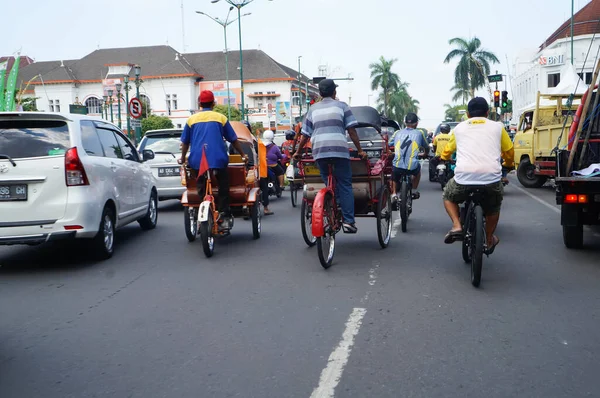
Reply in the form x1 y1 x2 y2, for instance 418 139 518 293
436 159 455 189
267 168 282 198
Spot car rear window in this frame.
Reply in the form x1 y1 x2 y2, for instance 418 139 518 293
140 135 181 154
0 120 70 159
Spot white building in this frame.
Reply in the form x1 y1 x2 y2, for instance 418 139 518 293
17 46 318 135
511 0 600 124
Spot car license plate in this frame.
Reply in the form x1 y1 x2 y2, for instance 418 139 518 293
303 165 321 176
0 184 27 201
158 167 180 177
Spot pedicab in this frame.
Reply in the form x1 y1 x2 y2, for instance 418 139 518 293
180 121 262 257
298 106 394 268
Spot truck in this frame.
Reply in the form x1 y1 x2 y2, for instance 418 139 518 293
513 92 582 188
555 86 600 248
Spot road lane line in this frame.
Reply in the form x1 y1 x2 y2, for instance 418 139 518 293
310 307 367 398
509 182 560 214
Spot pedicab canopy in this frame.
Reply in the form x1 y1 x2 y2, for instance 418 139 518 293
230 121 256 143
350 106 382 131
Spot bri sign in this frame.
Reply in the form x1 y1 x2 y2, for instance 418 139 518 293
539 54 565 67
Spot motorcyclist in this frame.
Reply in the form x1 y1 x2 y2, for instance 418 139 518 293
281 130 296 160
263 130 285 192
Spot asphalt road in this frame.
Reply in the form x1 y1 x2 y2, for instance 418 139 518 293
2 171 600 398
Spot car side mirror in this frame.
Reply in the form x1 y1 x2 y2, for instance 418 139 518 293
142 149 155 161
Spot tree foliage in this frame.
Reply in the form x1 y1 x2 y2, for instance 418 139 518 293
213 104 242 121
375 81 419 125
142 115 174 134
369 56 400 116
444 103 467 122
444 37 499 99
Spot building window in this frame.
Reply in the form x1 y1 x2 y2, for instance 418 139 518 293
49 99 60 112
177 123 182 128
166 94 178 112
548 73 561 88
85 97 102 114
578 72 593 85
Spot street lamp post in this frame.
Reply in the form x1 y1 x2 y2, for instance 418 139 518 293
116 83 122 130
124 75 132 140
134 65 143 142
102 95 108 119
298 55 302 120
212 0 272 121
197 8 250 120
108 89 114 123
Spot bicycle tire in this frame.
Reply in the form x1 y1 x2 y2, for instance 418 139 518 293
377 186 392 248
471 205 484 287
184 206 198 242
400 180 408 233
317 192 335 269
461 205 471 263
199 210 214 258
290 183 298 207
301 200 316 247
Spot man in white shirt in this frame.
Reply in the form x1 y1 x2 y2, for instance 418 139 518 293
440 97 515 254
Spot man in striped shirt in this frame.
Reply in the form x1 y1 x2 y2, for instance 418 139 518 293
293 79 367 233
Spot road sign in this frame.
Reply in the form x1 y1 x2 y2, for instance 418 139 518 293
129 97 142 119
131 119 141 128
488 74 503 83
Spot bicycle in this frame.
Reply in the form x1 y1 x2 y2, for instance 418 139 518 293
460 187 487 287
313 162 344 269
396 171 413 233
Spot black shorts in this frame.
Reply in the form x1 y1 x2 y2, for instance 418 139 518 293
392 164 421 183
269 164 285 176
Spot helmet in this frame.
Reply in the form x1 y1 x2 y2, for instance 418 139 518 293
440 123 451 134
285 130 295 140
263 130 274 144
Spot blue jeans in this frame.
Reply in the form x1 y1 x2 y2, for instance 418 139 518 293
316 158 354 224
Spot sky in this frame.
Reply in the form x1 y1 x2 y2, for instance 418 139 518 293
1 0 591 129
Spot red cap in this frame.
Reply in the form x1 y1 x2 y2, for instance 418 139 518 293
199 90 215 104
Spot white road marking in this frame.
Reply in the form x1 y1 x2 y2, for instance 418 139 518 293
509 181 560 214
309 307 367 398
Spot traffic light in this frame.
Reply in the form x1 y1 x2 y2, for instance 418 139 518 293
501 91 509 108
493 90 500 108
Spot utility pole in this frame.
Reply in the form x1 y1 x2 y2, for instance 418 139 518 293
298 55 303 119
571 0 574 65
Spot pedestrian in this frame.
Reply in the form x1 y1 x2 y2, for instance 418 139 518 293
293 79 367 233
179 90 248 231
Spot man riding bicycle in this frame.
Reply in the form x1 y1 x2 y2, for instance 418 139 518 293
180 90 248 231
293 79 367 233
440 97 515 254
391 112 429 201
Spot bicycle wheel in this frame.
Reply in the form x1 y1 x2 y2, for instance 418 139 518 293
377 186 392 248
199 209 215 258
301 200 316 247
317 193 336 269
290 182 298 207
400 180 409 233
471 205 484 287
461 205 471 263
184 206 198 242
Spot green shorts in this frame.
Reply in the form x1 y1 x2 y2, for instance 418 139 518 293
442 178 504 215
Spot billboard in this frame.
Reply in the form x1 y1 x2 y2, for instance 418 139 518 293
276 101 291 129
199 81 240 106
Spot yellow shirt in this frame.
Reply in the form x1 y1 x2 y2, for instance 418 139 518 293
433 133 451 157
441 118 514 184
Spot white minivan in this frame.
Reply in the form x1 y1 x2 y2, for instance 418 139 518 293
0 112 158 259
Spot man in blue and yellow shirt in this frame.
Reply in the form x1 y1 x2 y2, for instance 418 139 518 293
180 90 248 230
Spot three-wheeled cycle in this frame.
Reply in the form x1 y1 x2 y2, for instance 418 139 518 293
299 106 394 268
180 122 262 257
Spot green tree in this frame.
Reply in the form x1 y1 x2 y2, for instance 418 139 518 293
369 56 400 116
444 103 467 122
213 104 242 121
450 83 470 105
251 122 264 135
443 37 499 99
376 82 419 125
141 97 151 118
141 115 174 134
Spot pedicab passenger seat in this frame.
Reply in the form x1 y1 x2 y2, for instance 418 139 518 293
350 159 378 183
223 154 249 202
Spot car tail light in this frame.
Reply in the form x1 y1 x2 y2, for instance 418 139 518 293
565 194 588 204
64 225 83 230
65 147 89 186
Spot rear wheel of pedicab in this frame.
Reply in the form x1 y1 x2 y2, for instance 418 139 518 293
400 180 409 233
290 182 298 207
317 193 336 269
471 205 484 287
184 206 198 242
199 209 215 258
301 200 316 247
251 200 261 240
377 186 393 248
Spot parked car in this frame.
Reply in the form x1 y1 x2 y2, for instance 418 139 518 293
0 112 158 259
137 129 184 201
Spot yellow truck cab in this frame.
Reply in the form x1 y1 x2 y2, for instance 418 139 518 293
513 92 581 188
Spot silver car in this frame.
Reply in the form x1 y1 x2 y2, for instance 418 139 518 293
137 129 184 201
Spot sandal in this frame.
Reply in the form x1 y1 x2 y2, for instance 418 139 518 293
444 229 463 244
264 210 274 216
484 235 500 255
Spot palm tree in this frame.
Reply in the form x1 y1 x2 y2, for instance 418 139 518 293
376 86 420 124
450 83 470 105
369 56 400 116
443 37 499 99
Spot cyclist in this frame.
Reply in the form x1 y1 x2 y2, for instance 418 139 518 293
293 78 367 234
440 97 515 254
391 112 429 201
180 90 248 231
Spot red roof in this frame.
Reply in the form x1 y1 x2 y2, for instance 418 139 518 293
540 0 600 50
0 55 34 73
